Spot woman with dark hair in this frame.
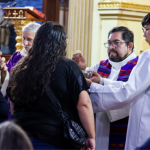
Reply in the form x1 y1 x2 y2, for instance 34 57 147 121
9 22 95 150
0 121 33 150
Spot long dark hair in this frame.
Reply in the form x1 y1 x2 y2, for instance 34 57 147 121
9 22 67 108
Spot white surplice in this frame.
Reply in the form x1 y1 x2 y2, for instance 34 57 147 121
90 49 150 150
0 49 27 97
86 50 137 150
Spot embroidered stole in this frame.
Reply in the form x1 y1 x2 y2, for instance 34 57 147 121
97 56 139 82
97 56 139 149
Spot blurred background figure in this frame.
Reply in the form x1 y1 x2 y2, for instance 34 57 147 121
0 15 11 54
0 121 33 150
0 5 3 23
0 5 3 52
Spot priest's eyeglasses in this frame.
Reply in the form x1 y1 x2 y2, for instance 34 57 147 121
104 41 128 48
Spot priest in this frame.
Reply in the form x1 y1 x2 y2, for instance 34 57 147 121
72 26 138 150
87 12 150 150
6 22 41 73
0 22 40 119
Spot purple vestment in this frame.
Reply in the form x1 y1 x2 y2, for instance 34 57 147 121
6 51 24 119
6 51 24 73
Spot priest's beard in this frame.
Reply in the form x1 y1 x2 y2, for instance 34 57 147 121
108 49 128 62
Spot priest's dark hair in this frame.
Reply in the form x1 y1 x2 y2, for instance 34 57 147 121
142 13 150 27
9 21 67 109
108 26 134 51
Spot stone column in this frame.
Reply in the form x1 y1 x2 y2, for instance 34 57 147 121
67 0 93 67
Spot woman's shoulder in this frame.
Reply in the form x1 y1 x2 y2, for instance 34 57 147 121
60 57 80 68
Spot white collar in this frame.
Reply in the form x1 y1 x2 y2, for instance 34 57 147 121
20 48 27 57
109 49 137 69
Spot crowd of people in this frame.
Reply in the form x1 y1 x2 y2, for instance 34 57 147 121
0 10 150 150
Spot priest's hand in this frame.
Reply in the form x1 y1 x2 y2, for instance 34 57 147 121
0 52 8 83
89 71 101 83
86 78 92 86
72 53 86 70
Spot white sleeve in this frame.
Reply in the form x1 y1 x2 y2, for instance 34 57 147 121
1 71 9 97
103 79 130 122
89 51 150 112
85 63 100 72
106 106 130 122
103 78 123 86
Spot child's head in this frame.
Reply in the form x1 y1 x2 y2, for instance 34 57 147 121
0 121 33 150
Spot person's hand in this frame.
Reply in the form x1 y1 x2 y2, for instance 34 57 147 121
72 53 86 70
83 138 95 150
0 59 7 72
0 52 7 72
89 71 101 83
0 52 7 83
86 78 92 86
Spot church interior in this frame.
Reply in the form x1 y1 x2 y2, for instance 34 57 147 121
0 0 149 66
0 0 150 150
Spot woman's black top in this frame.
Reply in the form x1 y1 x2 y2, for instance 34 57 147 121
0 91 9 123
11 57 89 149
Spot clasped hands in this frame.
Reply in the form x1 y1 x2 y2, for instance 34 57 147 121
72 53 101 86
0 51 8 83
0 52 7 72
85 71 101 86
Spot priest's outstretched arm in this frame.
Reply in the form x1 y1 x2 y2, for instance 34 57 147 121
88 51 150 112
73 52 131 121
87 71 130 121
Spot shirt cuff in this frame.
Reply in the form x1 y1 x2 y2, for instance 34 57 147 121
89 82 105 112
103 78 114 85
106 110 118 122
99 77 104 85
89 82 103 93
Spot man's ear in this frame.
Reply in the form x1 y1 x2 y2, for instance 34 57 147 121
128 42 133 51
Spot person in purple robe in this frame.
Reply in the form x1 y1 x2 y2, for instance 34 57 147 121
0 22 41 119
6 22 41 73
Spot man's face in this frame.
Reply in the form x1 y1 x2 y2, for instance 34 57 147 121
143 24 150 45
107 32 132 62
23 31 34 52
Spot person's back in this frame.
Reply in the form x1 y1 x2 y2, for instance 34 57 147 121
9 22 95 150
12 57 88 149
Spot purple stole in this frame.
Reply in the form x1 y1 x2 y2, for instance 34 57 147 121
5 51 24 120
97 56 139 82
6 51 23 73
97 56 139 149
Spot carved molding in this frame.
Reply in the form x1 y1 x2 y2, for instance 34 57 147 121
98 2 150 11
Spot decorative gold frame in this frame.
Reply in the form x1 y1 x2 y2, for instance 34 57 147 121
3 8 45 51
98 1 150 11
